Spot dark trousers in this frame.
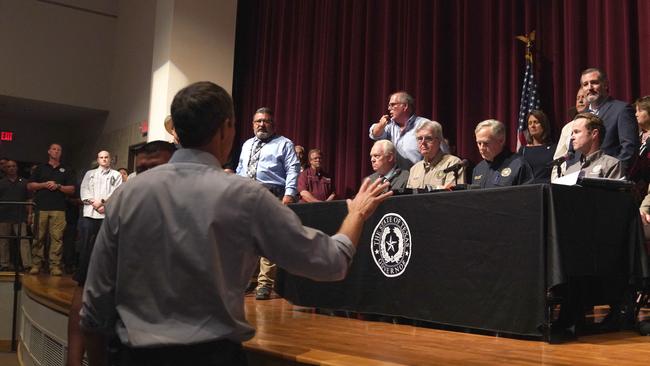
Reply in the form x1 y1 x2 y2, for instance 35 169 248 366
73 217 103 285
117 339 247 366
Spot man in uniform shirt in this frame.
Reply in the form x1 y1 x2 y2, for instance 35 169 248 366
81 81 392 366
580 67 638 171
236 107 301 300
369 91 431 170
561 113 624 179
0 160 31 271
27 143 75 275
407 120 465 190
367 140 410 191
298 149 336 202
472 119 534 188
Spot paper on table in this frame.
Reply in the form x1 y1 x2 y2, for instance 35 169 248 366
551 170 580 186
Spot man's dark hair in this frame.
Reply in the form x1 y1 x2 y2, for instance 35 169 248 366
581 67 608 84
135 140 177 156
171 81 234 148
575 112 606 144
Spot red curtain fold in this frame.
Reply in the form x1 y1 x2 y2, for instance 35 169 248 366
232 0 650 198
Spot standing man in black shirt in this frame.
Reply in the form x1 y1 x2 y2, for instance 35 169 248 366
27 143 75 276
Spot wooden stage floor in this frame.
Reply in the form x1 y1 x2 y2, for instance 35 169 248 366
18 274 650 366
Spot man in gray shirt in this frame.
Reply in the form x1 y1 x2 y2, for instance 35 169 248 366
80 81 392 366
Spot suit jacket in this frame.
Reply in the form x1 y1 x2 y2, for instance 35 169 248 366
366 168 410 191
596 96 638 170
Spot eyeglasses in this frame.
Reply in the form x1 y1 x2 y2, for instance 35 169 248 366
253 119 273 125
387 102 405 109
416 136 436 143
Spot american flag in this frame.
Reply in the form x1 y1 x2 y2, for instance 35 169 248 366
516 59 540 150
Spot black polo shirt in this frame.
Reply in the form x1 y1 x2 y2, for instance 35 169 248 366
29 163 74 211
0 177 29 222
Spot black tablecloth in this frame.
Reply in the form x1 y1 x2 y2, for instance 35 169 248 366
276 184 650 339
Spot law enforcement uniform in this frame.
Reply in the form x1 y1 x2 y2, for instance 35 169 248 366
471 150 534 188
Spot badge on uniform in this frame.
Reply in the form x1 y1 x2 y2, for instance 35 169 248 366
591 165 602 174
59 168 66 173
435 170 445 179
501 168 512 177
111 176 116 186
473 174 483 181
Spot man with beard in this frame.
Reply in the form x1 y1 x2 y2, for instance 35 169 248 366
236 107 300 300
579 68 638 171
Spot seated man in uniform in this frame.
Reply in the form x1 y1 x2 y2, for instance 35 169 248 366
560 112 624 179
366 140 409 191
472 119 534 188
407 120 465 190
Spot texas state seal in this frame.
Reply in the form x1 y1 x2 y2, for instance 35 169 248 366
370 213 412 278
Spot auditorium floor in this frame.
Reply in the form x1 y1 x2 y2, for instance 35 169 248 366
244 292 650 365
15 274 650 366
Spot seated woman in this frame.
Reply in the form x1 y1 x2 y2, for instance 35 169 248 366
517 110 556 183
407 120 465 190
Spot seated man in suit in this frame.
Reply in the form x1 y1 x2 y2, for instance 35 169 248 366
472 119 534 188
561 112 624 179
367 140 409 191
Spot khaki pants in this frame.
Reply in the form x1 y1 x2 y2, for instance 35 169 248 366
32 210 66 269
256 257 276 290
0 222 32 268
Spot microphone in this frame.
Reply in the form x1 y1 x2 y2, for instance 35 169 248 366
443 159 469 173
547 151 574 167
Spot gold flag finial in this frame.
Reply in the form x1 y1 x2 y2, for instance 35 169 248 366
516 30 536 63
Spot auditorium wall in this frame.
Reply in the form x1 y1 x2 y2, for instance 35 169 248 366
0 0 237 172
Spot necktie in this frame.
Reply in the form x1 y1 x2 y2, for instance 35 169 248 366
246 140 266 179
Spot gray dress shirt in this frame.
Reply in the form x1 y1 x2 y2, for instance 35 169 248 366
81 148 354 347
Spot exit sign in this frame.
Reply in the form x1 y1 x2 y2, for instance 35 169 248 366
0 131 13 141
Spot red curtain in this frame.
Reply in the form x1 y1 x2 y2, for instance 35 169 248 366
232 0 650 198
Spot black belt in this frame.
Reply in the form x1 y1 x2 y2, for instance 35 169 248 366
118 339 246 366
261 183 285 198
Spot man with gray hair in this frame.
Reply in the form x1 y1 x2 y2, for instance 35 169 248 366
407 120 465 190
472 119 533 188
369 91 430 170
366 140 410 191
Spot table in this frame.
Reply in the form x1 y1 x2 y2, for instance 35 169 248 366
276 184 649 341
